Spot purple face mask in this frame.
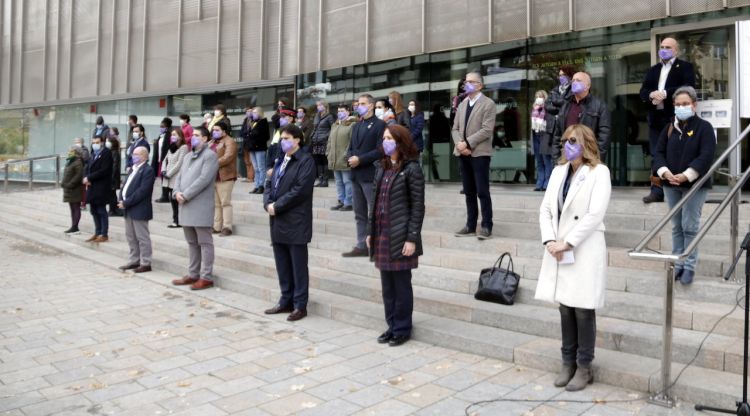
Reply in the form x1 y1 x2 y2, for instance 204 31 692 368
463 82 477 94
337 111 348 121
559 75 570 86
279 117 290 127
159 127 167 134
317 105 325 113
571 81 586 95
280 138 294 153
190 136 201 149
658 48 674 61
383 139 397 156
356 105 369 117
170 136 178 143
211 130 222 140
564 141 583 161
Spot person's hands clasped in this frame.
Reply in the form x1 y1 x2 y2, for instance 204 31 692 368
348 156 360 168
402 242 416 257
175 192 186 204
669 173 688 186
546 240 571 262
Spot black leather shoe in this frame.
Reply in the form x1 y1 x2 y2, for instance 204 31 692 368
454 227 476 237
339 205 353 212
642 194 664 203
342 247 368 257
388 335 410 347
478 228 492 240
330 203 344 211
377 332 393 344
287 309 307 321
118 263 139 271
264 304 293 314
674 268 684 281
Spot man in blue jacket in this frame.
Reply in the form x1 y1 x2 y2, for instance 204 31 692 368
118 146 155 273
342 94 386 257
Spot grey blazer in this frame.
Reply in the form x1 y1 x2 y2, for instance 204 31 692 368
451 94 496 157
172 145 219 228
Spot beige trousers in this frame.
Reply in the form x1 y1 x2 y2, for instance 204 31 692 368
213 180 235 231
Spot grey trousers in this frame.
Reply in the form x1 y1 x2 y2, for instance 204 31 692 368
351 179 373 250
124 216 152 266
183 226 214 281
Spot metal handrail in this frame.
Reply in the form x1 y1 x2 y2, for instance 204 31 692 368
0 154 61 165
628 122 750 408
2 154 63 192
631 123 750 258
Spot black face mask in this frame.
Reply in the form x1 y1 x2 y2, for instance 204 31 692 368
169 143 178 152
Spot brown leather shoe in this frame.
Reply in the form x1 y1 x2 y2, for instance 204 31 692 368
190 279 214 290
220 228 233 237
118 263 139 271
94 236 109 243
85 235 98 242
133 265 152 273
212 229 221 234
286 309 307 322
264 304 294 314
172 276 199 285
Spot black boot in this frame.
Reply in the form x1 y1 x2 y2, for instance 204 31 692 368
155 187 170 203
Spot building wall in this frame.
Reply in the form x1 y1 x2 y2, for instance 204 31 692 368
1 0 749 108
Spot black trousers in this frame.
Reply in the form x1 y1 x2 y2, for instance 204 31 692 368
648 111 670 198
380 269 414 337
272 243 309 310
166 187 179 224
459 155 493 231
312 154 328 180
559 303 596 367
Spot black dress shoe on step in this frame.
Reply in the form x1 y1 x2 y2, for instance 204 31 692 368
330 203 344 211
642 194 664 203
454 227 476 237
377 332 393 344
341 247 368 257
264 304 293 314
388 335 410 347
287 309 307 321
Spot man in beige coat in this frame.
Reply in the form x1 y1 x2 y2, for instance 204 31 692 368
210 120 238 236
451 71 497 240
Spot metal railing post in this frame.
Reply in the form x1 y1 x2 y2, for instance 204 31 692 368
3 164 8 193
730 175 739 281
28 160 33 191
649 264 676 407
55 156 61 188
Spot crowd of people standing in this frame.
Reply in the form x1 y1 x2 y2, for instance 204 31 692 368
58 43 716 390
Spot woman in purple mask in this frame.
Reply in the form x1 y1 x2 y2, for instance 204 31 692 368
163 127 188 228
366 124 425 347
544 65 576 161
536 124 611 392
242 106 270 194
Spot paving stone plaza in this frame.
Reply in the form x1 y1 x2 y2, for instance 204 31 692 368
0 231 712 415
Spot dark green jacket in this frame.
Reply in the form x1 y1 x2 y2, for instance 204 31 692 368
62 158 84 203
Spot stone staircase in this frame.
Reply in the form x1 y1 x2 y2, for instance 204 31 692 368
0 182 746 408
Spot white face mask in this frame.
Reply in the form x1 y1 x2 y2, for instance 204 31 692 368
105 141 112 149
375 108 385 119
408 105 416 113
132 132 140 140
214 110 221 117
535 97 545 106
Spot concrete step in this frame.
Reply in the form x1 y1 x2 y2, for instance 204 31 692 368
1 195 743 310
3 211 745 378
3 192 742 278
0 210 743 410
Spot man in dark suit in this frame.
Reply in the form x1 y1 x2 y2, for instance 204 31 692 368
341 94 386 257
263 124 316 322
640 37 696 203
83 136 113 243
118 146 155 273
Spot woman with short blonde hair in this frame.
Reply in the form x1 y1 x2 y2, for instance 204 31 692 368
536 123 611 392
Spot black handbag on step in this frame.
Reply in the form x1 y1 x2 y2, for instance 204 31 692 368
474 252 521 305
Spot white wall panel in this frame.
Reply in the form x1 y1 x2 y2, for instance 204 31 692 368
322 1 365 70
111 0 129 94
58 0 72 99
202 0 219 19
183 0 200 21
22 50 43 103
299 0 319 74
181 20 217 87
240 0 262 81
530 0 568 36
98 0 114 95
220 0 241 83
146 0 179 90
576 0 665 30
127 0 145 92
71 39 97 98
671 0 723 16
264 0 281 79
45 0 59 99
425 0 488 52
369 0 422 63
1 0 11 104
493 0 527 41
280 0 298 77
10 0 22 102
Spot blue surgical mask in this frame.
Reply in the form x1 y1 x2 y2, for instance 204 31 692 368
675 105 694 121
92 143 101 152
383 139 397 156
564 141 583 161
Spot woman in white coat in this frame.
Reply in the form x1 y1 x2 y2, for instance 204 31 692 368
535 124 611 392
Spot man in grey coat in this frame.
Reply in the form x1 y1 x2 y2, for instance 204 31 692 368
452 71 497 240
171 126 220 290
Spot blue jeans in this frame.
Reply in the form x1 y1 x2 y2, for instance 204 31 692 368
250 151 267 188
334 170 353 206
532 132 554 189
664 186 708 272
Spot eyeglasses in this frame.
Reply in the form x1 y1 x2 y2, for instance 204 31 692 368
562 137 578 144
465 80 481 85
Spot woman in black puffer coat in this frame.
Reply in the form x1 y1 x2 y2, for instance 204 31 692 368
366 124 425 347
